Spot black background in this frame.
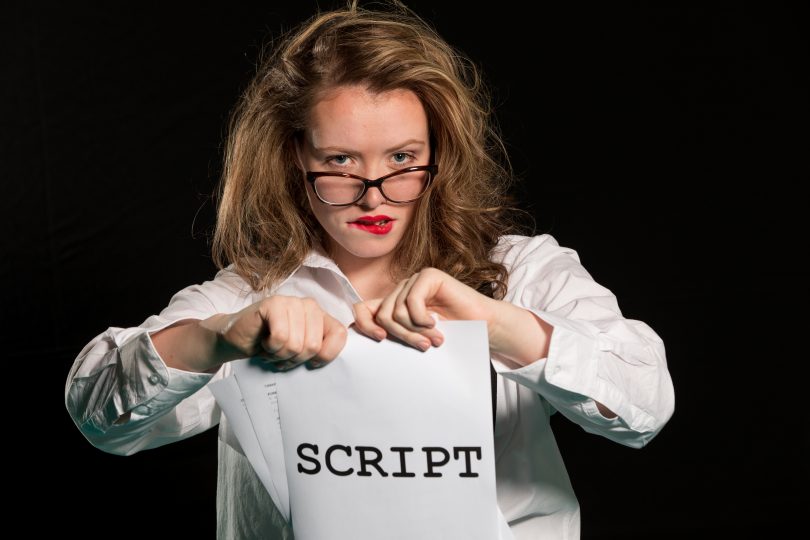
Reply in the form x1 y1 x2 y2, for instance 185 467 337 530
3 2 806 538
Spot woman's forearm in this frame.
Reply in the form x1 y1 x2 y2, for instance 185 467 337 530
487 301 617 418
150 314 240 373
487 301 553 368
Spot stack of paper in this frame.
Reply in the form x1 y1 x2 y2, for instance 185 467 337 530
210 320 514 539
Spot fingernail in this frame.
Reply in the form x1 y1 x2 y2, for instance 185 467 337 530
374 330 386 341
308 360 324 369
418 340 430 351
431 336 443 347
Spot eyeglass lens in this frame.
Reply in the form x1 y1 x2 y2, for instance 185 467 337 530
313 168 430 204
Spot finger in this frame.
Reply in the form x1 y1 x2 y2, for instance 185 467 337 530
373 279 407 331
374 278 407 328
402 272 441 328
311 314 349 366
280 299 306 361
260 299 288 358
392 274 422 329
351 298 386 340
375 281 435 352
299 298 324 362
273 359 298 372
393 274 443 347
264 298 305 361
392 273 440 330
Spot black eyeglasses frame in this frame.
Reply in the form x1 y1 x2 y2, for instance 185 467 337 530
304 164 438 206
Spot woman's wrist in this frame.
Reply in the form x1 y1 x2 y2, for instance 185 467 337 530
486 300 553 368
199 313 246 369
152 315 235 374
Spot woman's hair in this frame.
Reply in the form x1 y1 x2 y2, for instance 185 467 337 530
213 0 529 299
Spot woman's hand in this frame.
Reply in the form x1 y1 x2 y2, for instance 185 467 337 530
352 268 494 351
213 296 348 370
153 296 347 373
352 267 552 366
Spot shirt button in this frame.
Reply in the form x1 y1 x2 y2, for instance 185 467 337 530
148 374 160 385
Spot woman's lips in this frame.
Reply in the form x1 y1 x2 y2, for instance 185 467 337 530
349 215 395 235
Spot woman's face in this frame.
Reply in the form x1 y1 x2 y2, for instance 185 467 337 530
299 85 431 270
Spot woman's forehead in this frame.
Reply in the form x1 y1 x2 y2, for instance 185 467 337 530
306 85 429 152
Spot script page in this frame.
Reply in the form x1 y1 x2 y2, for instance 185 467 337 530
277 321 499 540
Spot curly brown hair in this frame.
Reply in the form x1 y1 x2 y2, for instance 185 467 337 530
213 1 529 300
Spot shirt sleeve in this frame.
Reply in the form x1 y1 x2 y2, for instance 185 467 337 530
491 234 675 448
64 267 254 456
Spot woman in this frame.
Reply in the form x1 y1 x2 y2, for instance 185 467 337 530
65 2 675 538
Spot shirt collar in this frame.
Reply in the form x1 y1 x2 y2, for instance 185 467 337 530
301 243 343 274
298 244 364 302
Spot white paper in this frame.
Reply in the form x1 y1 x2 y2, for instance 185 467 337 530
231 359 291 520
276 320 499 540
208 375 284 513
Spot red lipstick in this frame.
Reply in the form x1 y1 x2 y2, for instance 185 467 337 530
349 215 395 235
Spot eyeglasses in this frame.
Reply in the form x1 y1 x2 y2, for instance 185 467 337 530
305 164 438 206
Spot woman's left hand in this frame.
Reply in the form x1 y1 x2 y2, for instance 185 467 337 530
352 267 495 352
352 267 553 366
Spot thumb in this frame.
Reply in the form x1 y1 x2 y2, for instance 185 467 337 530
351 298 386 340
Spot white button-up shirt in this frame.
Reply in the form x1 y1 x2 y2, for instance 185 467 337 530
65 234 675 539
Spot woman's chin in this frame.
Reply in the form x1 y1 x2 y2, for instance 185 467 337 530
331 241 399 264
349 246 397 260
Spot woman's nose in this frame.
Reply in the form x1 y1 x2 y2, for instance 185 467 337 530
357 184 385 209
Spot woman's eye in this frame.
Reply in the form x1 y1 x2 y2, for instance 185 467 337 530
328 155 350 166
392 152 412 164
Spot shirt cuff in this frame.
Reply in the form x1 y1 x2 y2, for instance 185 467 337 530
491 309 623 424
93 330 215 429
494 308 661 436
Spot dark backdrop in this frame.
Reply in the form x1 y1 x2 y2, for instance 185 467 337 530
3 2 806 538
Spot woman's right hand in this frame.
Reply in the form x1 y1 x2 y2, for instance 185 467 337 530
213 295 348 370
152 296 347 373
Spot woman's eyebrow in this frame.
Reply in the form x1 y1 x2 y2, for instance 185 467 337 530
312 139 427 154
383 139 426 153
